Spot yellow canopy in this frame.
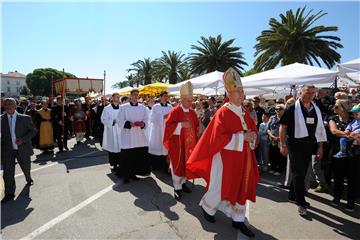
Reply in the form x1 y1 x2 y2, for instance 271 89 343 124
138 82 172 96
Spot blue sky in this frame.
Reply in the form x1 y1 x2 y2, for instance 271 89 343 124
2 1 359 93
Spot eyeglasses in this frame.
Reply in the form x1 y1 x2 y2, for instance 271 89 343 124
275 108 283 111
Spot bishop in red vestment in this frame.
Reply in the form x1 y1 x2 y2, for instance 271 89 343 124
163 81 199 200
186 68 259 238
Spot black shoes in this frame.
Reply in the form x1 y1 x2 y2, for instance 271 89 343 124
232 221 255 238
131 175 140 181
174 190 182 200
288 196 296 204
201 207 215 223
331 198 340 206
345 201 355 212
26 180 34 186
288 195 310 207
182 183 192 193
1 194 15 203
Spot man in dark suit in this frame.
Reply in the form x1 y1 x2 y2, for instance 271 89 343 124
1 98 37 203
51 96 70 152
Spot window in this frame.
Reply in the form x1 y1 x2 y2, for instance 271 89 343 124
17 87 20 93
7 81 10 85
7 87 11 92
16 80 20 85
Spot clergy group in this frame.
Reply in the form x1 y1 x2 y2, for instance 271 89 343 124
101 67 259 238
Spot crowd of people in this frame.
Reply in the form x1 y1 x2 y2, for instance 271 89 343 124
1 67 359 237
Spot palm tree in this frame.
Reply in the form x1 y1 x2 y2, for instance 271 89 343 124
157 51 186 84
111 74 139 89
189 34 247 75
111 81 128 89
128 58 156 85
254 7 343 71
178 63 196 82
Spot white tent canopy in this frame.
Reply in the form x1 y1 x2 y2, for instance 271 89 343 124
167 70 274 96
337 58 360 86
167 71 225 94
241 63 338 89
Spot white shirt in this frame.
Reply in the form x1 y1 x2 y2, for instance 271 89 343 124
7 111 18 150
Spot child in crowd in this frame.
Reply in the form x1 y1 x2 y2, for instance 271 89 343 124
258 112 270 171
334 103 360 158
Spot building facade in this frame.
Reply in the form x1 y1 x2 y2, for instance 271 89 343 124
1 71 27 97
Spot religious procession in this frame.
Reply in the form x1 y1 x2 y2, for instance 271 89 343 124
2 2 360 239
2 66 360 239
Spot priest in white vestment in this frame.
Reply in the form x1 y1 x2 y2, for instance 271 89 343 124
148 91 173 171
118 89 151 183
101 93 122 175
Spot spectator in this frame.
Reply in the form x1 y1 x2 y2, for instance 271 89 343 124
279 84 327 216
253 96 265 129
244 100 258 126
328 100 359 212
258 112 270 171
201 101 211 129
267 104 286 175
1 98 37 203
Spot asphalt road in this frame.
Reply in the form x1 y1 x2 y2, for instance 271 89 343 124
1 138 359 239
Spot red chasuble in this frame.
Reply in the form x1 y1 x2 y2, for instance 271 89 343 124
186 105 260 205
163 105 199 177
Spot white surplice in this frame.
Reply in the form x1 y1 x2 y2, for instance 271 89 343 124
148 103 173 156
101 104 122 153
119 103 149 149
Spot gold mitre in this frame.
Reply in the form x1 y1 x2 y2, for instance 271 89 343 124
180 81 193 98
223 67 242 92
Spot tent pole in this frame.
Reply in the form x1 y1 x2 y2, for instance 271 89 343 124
62 68 66 149
103 70 106 96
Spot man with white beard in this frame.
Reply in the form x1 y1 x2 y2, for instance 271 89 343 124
148 91 173 172
101 93 122 175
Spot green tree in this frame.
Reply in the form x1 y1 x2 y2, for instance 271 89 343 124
189 34 247 75
111 74 140 89
111 81 129 89
178 63 196 82
26 68 76 96
156 51 186 84
19 85 31 96
128 58 157 85
242 68 259 77
254 7 343 71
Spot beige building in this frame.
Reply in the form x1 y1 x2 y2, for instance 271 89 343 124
1 71 27 97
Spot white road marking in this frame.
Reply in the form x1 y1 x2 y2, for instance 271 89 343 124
19 181 120 240
15 151 100 178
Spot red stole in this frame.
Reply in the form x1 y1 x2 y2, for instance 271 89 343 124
163 105 199 176
186 105 260 205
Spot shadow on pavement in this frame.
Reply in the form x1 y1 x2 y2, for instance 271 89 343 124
61 151 107 172
1 185 33 230
256 181 289 203
180 182 277 240
107 173 179 222
32 142 107 172
307 205 360 239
